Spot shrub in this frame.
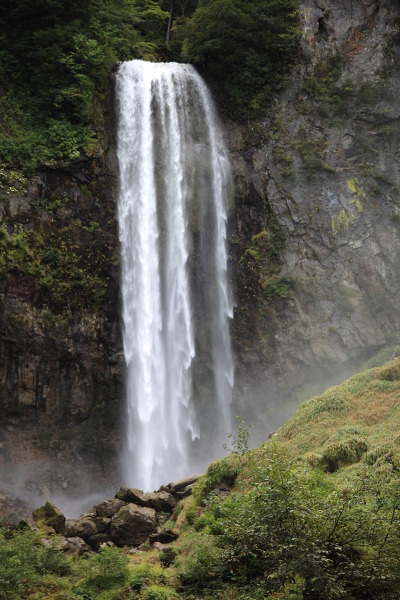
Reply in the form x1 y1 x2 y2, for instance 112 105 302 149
141 584 179 599
76 546 129 592
178 445 400 599
0 527 70 600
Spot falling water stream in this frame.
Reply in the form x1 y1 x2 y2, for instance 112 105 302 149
116 60 233 491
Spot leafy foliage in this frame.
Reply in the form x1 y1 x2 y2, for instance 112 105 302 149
0 527 70 600
75 546 129 593
0 0 168 168
0 0 302 165
179 444 400 599
179 0 301 117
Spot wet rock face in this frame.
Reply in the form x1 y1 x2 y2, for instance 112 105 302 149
229 0 400 432
0 154 124 502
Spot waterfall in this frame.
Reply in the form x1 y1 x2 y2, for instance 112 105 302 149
116 60 234 491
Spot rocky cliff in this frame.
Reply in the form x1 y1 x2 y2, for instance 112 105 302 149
230 0 400 438
0 153 124 511
1 0 400 508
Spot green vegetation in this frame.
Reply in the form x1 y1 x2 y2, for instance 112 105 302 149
0 0 168 169
176 359 400 598
301 53 353 118
273 145 295 178
0 0 301 167
178 0 301 117
237 224 293 309
2 358 400 597
0 220 108 313
0 527 70 600
294 130 332 176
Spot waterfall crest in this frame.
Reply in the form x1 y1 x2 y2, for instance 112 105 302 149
116 60 233 491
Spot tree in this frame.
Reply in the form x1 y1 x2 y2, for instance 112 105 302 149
179 0 301 117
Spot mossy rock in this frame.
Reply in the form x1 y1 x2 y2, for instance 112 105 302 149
377 358 400 382
32 501 66 534
322 437 368 472
303 452 324 467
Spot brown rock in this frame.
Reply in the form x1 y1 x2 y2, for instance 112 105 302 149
110 503 157 547
95 498 125 518
149 529 179 544
115 488 177 512
87 533 112 551
65 518 97 539
153 542 177 566
60 536 92 556
165 474 203 494
93 516 111 533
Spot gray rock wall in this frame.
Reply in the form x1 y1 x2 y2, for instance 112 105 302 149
229 0 400 438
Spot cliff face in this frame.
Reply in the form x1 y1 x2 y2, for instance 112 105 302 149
230 0 400 434
0 155 124 508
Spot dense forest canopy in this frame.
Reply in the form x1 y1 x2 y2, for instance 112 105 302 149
0 0 300 168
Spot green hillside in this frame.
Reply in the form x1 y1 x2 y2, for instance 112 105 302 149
2 358 400 599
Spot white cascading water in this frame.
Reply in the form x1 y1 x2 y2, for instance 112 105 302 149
116 60 234 491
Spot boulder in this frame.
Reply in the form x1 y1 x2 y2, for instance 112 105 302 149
143 491 177 512
65 517 97 539
115 488 177 512
175 484 196 500
164 474 203 495
110 503 157 546
59 536 92 556
32 502 66 534
93 516 111 533
149 529 179 544
100 540 116 549
87 533 112 551
115 487 146 503
153 541 177 566
94 498 125 518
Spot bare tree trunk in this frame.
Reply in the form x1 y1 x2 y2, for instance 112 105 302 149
166 0 173 46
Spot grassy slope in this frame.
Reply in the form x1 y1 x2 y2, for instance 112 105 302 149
277 358 400 470
169 358 400 598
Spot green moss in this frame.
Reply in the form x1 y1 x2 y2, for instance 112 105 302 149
322 437 368 472
301 53 353 117
273 146 295 178
347 177 366 199
192 455 240 505
261 273 294 299
378 361 400 382
288 125 334 177
331 209 354 233
0 221 109 314
32 502 66 534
